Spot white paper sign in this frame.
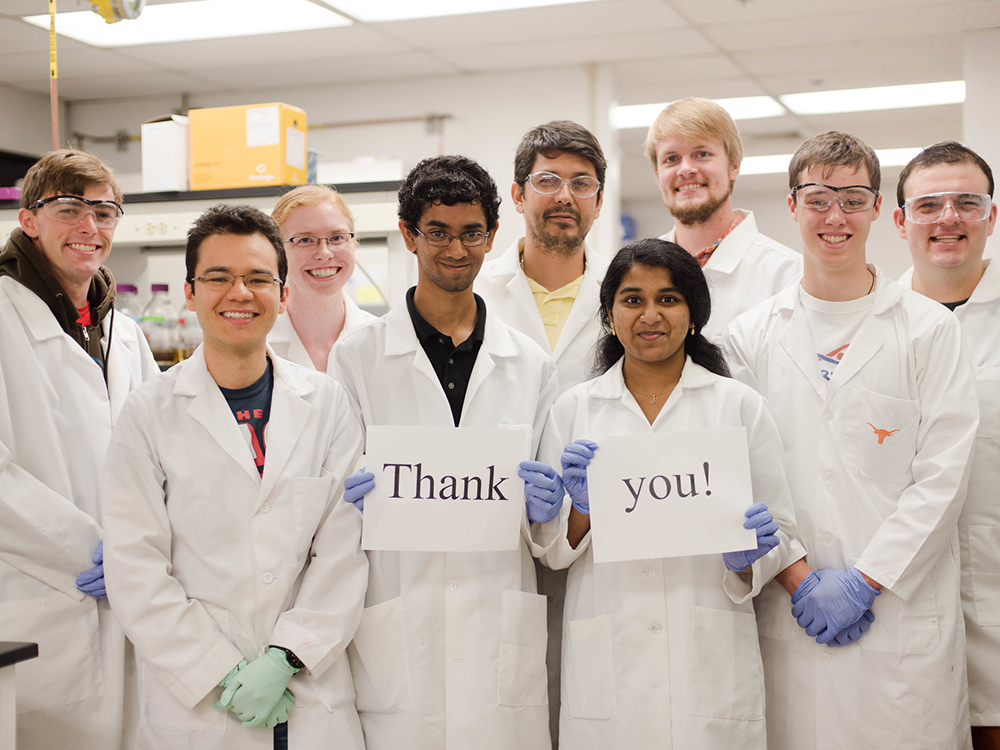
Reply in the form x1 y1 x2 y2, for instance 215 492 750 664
587 427 757 564
362 425 530 552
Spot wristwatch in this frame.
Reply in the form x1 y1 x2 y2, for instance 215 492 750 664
269 646 305 670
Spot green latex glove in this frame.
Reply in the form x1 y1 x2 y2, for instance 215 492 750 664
217 648 299 729
264 688 296 729
213 659 248 712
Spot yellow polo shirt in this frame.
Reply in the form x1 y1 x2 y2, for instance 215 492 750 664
526 273 584 351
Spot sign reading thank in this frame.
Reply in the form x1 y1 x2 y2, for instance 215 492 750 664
587 427 757 564
362 425 530 552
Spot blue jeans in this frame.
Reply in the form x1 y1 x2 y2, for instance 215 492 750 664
273 721 288 750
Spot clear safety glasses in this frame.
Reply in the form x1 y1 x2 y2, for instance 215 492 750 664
29 195 124 228
902 192 993 224
526 171 602 199
791 183 879 213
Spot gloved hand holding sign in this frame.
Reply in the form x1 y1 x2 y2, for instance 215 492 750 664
561 439 599 514
519 461 564 524
343 468 375 514
722 502 780 572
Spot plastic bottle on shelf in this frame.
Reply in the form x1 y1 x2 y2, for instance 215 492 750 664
141 283 180 365
177 304 203 360
115 284 142 323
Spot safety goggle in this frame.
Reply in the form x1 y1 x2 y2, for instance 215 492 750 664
902 192 992 224
791 183 879 213
28 195 124 228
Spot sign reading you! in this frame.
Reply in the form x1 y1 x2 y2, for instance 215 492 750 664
587 427 757 564
362 425 530 552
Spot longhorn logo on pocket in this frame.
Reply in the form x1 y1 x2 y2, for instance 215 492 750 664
866 423 900 444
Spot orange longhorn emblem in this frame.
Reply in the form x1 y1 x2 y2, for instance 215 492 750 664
867 423 900 445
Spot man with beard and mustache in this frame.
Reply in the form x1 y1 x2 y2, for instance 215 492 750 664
477 120 608 396
647 98 801 343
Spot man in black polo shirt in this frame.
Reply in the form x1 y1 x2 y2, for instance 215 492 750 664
330 155 559 750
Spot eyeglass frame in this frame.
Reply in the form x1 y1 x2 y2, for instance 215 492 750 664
409 225 491 248
901 191 994 224
526 171 602 199
28 194 125 228
283 232 356 248
790 183 880 213
189 271 284 291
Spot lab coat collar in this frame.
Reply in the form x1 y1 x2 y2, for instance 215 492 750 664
662 208 758 275
4 275 67 343
900 258 1000 306
589 355 715 401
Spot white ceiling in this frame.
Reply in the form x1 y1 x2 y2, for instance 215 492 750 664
0 0 995 200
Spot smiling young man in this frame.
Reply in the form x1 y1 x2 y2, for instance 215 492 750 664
895 141 999 750
0 149 157 750
330 155 559 750
101 204 368 750
476 121 608 394
646 98 801 342
725 132 979 750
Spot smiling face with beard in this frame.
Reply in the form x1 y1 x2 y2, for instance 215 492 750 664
654 134 740 227
514 150 603 257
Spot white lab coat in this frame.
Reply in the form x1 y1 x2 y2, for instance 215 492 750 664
532 357 805 749
901 260 1000 726
102 347 368 750
476 239 607 394
662 209 801 344
268 295 377 372
0 276 157 750
329 301 559 750
725 268 978 750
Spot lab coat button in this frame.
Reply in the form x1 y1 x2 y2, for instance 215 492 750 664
822 532 833 545
262 572 275 584
651 623 662 634
449 580 459 591
645 567 658 577
820 653 832 663
260 502 271 514
823 470 835 482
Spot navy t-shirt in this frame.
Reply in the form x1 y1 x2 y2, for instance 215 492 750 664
219 358 274 476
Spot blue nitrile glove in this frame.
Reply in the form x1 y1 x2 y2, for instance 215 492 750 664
519 461 565 524
722 502 780 572
263 688 295 728
75 540 107 598
344 468 374 514
215 648 299 729
827 609 876 648
561 439 598 515
791 567 880 644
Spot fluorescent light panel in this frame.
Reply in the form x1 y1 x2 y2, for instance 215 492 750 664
24 0 351 47
319 0 600 22
781 81 965 115
741 148 924 176
614 96 784 130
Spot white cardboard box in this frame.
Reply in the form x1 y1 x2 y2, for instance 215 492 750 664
141 114 189 193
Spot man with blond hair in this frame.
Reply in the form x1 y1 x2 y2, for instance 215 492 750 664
646 97 801 342
895 141 999 750
726 132 977 750
0 149 157 749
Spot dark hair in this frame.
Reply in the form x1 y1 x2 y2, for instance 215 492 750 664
185 204 287 285
398 155 501 233
513 120 606 194
595 238 729 377
896 140 994 207
788 131 880 193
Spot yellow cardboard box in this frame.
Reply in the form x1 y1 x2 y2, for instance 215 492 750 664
189 103 307 190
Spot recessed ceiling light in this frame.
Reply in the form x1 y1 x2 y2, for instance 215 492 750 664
614 96 785 130
780 81 965 116
741 147 925 176
23 0 351 47
318 0 599 23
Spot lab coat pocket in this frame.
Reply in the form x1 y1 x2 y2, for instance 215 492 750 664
691 607 763 721
0 593 104 712
860 585 940 655
347 597 413 714
856 392 919 483
498 589 548 706
969 525 1000 626
564 614 617 720
292 475 335 558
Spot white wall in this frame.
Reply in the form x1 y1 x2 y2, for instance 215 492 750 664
0 82 63 157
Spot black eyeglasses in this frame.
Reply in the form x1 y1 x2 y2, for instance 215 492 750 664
190 272 282 291
411 226 490 247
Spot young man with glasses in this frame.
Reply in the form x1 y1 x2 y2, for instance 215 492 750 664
477 120 608 395
725 132 978 750
895 141 999 750
101 204 368 750
330 155 559 750
0 149 157 750
647 98 802 342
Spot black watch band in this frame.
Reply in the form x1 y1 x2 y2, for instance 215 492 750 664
269 646 305 670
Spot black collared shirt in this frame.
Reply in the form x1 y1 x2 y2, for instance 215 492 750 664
406 287 486 426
